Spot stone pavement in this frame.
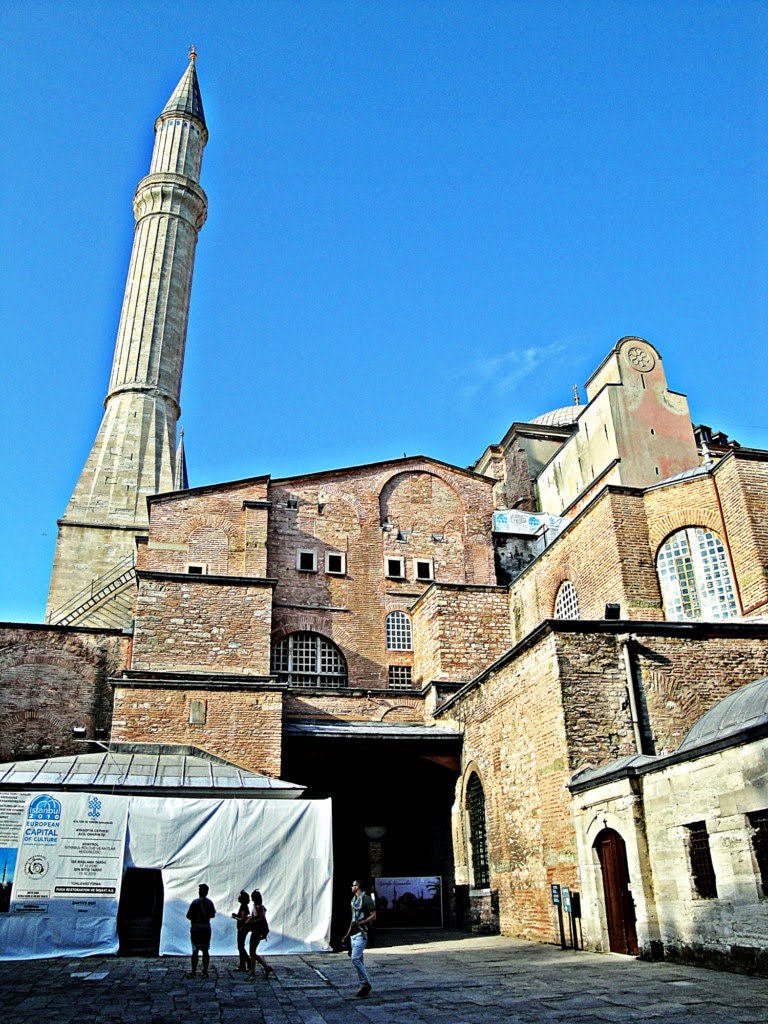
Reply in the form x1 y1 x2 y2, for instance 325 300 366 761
1 931 767 1024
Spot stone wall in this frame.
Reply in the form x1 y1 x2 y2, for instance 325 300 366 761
0 623 128 761
572 736 768 975
412 584 512 685
110 683 282 775
131 574 274 675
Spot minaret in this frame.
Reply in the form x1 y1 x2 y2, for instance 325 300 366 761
47 51 208 627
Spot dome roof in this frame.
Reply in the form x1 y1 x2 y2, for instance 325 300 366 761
678 676 768 752
529 405 581 428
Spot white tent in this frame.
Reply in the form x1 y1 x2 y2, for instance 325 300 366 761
0 748 333 960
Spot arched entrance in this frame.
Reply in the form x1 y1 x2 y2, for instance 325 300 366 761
594 828 638 955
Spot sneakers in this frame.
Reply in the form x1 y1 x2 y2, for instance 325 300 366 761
355 983 372 998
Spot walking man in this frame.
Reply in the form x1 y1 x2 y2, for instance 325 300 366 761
186 882 216 978
342 879 376 998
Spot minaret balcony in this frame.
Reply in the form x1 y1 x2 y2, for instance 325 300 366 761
133 173 208 229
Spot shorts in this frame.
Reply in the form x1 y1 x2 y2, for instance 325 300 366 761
190 925 211 951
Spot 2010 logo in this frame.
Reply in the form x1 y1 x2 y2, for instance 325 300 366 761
24 855 50 879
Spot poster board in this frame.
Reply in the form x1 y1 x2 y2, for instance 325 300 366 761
374 876 443 928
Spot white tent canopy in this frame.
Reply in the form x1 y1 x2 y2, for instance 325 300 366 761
0 749 332 961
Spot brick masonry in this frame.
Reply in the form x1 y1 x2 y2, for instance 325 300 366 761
0 624 128 761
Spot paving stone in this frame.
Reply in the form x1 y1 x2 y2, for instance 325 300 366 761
2 934 768 1024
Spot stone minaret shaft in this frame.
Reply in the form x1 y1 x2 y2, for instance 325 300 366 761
47 54 208 625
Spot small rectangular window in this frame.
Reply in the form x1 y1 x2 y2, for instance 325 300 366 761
748 809 768 894
189 699 206 725
286 498 299 510
325 552 346 575
186 563 206 575
296 550 317 573
414 559 433 582
686 821 718 899
388 665 413 690
386 557 405 579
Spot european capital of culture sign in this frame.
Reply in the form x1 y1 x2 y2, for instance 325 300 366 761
11 792 127 903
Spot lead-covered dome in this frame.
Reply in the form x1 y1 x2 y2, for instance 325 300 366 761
678 676 768 752
529 405 582 428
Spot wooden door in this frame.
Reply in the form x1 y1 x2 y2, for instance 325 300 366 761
596 829 638 955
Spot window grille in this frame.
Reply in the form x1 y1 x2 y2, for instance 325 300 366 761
270 632 348 688
748 809 768 893
467 774 490 889
657 528 738 621
387 665 413 690
686 821 718 898
386 611 412 651
554 581 580 619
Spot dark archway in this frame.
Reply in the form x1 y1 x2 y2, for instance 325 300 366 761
282 725 461 946
594 828 638 955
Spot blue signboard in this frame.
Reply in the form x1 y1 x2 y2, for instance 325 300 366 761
562 886 572 913
550 883 561 906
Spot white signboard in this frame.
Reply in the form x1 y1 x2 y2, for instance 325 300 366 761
14 793 126 901
493 509 570 538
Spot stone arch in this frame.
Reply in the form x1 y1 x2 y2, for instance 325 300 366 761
4 707 67 731
1 650 96 681
378 701 422 723
314 484 367 521
654 525 739 621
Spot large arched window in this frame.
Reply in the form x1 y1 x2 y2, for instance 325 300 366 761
554 581 580 619
466 773 490 889
386 611 412 651
656 528 738 621
271 632 348 688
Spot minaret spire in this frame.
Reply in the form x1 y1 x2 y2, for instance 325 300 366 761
47 56 209 626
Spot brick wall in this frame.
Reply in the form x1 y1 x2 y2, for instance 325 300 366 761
267 459 496 690
143 478 270 578
412 584 512 685
111 685 282 775
437 621 768 944
0 624 128 761
440 631 578 943
714 453 768 616
508 487 663 643
131 575 274 675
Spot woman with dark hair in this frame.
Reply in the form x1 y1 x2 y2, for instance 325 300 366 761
231 890 252 972
247 889 275 978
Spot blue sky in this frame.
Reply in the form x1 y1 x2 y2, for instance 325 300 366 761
2 1 767 623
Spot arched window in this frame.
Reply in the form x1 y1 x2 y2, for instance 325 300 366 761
656 528 738 621
554 581 580 619
466 773 490 889
270 632 348 688
386 611 412 651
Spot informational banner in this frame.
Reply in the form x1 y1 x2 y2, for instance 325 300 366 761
14 792 126 901
0 793 27 913
374 876 442 928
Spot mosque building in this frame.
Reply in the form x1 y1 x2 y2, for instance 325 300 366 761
2 53 767 972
